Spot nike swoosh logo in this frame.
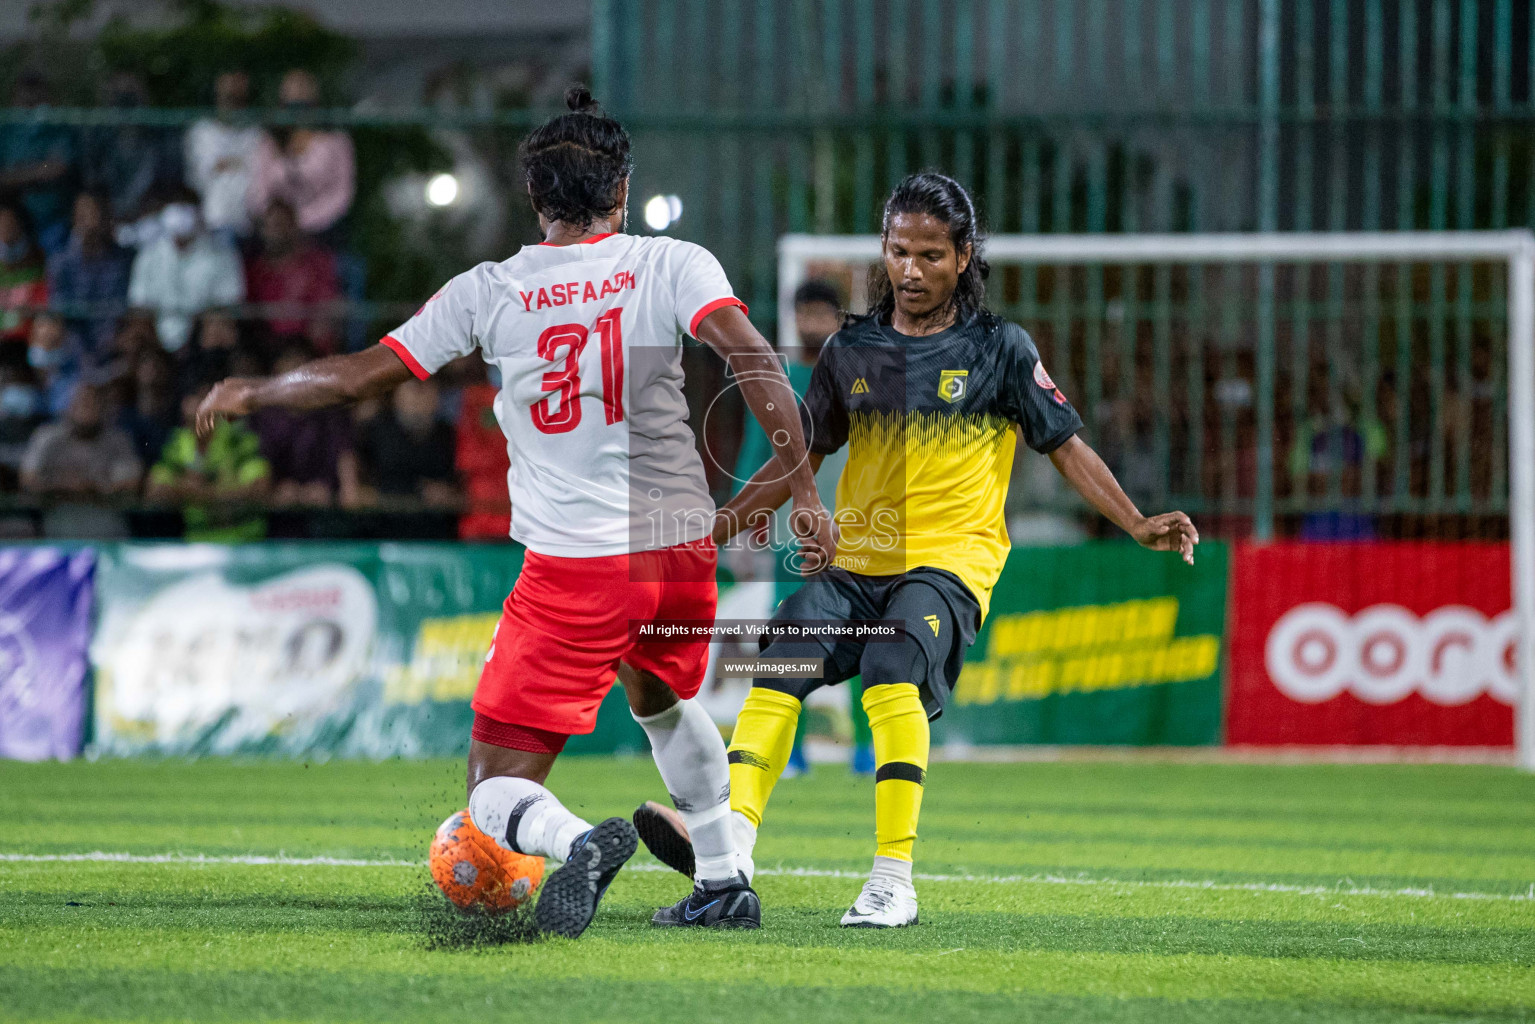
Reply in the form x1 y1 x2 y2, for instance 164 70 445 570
683 899 720 921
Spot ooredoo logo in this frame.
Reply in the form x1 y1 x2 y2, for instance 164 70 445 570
1265 603 1518 707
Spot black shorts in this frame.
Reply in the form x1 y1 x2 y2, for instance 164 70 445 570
753 566 982 720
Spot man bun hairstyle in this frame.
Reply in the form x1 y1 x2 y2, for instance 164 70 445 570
520 84 634 229
866 172 996 330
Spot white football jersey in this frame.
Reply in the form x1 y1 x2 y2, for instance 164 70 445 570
382 232 743 557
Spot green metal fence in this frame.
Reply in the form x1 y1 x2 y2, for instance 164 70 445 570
3 1 1528 536
595 0 1535 311
594 0 1532 537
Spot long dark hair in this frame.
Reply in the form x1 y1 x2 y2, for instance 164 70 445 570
519 85 635 229
864 172 996 331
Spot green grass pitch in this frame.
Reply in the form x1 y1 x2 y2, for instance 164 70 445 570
1 755 1532 1023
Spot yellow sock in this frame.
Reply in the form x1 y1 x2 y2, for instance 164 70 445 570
727 688 803 828
862 683 929 862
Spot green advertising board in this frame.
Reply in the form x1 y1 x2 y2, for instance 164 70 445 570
91 542 647 758
89 539 1227 758
931 542 1228 747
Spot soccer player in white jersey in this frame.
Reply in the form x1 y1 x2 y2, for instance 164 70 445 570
196 86 834 937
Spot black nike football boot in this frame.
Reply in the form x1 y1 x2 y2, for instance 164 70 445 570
651 872 760 929
533 816 638 939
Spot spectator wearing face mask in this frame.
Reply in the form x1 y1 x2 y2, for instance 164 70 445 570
127 188 244 352
245 199 340 353
184 71 265 240
0 71 78 254
0 200 47 347
20 380 141 538
246 70 354 238
24 312 80 417
47 191 130 358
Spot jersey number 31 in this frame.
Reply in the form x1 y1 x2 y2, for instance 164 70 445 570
532 307 624 434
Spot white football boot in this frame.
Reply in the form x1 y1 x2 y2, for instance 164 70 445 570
839 877 919 928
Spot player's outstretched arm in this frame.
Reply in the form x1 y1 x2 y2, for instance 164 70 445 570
195 344 416 441
694 305 834 571
1048 433 1199 565
712 451 827 545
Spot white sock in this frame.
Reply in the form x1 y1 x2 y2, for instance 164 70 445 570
468 776 592 863
731 810 757 883
632 698 738 884
870 854 913 889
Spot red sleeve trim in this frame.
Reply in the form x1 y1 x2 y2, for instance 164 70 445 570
380 335 431 380
689 297 748 337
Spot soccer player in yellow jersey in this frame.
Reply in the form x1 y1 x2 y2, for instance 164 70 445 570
636 173 1198 928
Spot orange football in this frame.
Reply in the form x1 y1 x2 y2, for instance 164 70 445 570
429 808 544 914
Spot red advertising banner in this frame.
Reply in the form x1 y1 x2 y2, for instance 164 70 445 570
1227 542 1515 746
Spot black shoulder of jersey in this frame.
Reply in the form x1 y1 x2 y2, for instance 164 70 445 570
823 314 883 348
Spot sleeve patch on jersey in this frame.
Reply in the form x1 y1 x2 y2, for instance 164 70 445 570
689 297 749 337
380 335 431 380
1033 361 1056 390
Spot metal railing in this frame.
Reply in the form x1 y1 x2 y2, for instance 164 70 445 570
592 0 1535 344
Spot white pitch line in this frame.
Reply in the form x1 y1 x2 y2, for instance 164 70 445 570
0 852 421 868
3 851 1531 905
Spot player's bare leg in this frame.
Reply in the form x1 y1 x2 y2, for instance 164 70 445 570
466 737 638 939
620 664 760 929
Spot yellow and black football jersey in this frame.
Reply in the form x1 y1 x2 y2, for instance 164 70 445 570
799 312 1082 620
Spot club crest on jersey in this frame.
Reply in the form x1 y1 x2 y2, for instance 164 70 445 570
938 369 968 403
412 284 448 319
850 377 870 395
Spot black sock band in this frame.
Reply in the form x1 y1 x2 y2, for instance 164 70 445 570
874 761 927 785
502 794 543 854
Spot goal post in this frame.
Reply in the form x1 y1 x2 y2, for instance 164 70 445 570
778 231 1535 769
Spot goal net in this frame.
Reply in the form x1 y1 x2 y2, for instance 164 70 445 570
776 231 1535 766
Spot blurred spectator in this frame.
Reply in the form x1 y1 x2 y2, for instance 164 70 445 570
82 72 180 224
47 191 130 357
20 381 141 538
251 341 356 505
25 312 82 416
118 347 178 466
354 378 457 506
246 199 340 352
455 378 510 538
0 71 77 254
0 363 46 490
178 309 263 395
101 310 161 375
127 187 244 352
147 382 270 542
0 200 48 346
184 71 265 239
246 70 355 237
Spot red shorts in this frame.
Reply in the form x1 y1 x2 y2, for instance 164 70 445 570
471 537 717 737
